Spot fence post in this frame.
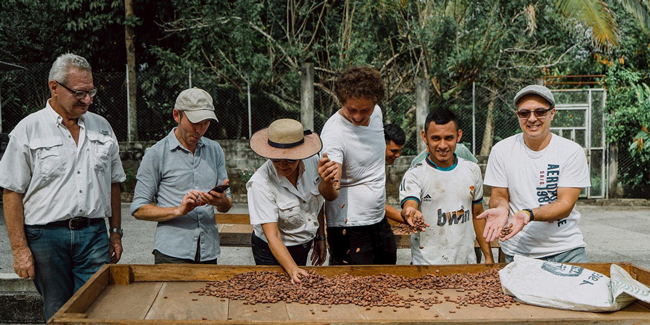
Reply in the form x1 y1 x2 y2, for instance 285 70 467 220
472 82 476 155
415 78 429 153
247 74 252 139
300 63 314 130
125 64 138 142
0 85 3 133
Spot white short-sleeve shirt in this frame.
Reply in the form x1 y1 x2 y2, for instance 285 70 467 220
400 156 484 265
0 101 126 225
483 133 590 258
247 155 324 246
320 106 386 227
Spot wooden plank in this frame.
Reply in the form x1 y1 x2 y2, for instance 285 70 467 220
218 224 253 246
85 282 163 319
130 264 284 282
146 282 228 320
507 302 598 320
285 302 366 321
228 300 289 321
53 264 110 319
109 264 133 285
128 263 641 283
129 264 509 282
589 302 650 321
215 213 250 224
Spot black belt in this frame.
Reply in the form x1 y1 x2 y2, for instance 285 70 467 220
42 217 104 230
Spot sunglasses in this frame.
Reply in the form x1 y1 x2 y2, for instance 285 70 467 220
271 159 298 163
515 107 553 119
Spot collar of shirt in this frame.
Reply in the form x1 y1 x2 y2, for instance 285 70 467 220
426 153 458 171
166 127 205 153
44 99 86 129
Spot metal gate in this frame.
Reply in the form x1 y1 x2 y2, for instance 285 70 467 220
550 89 607 198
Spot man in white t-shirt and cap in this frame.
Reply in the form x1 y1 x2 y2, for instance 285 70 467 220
131 87 233 264
477 85 590 263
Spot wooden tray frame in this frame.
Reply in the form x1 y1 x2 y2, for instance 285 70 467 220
50 263 650 324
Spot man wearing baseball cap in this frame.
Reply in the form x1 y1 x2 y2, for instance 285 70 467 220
477 85 590 263
130 87 232 264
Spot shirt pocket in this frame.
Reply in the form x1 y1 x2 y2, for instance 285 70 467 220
277 199 304 231
87 132 113 172
29 137 65 178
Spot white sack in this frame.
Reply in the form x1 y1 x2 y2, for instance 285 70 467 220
499 255 650 312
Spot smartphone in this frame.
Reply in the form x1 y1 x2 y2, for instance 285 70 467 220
211 184 230 193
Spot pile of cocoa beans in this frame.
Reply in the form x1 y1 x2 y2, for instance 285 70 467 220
192 268 515 310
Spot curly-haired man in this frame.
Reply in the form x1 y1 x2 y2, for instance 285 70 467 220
318 66 397 265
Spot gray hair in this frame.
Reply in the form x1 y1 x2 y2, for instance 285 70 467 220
48 53 92 83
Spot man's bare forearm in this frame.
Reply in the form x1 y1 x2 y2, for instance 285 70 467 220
3 190 28 251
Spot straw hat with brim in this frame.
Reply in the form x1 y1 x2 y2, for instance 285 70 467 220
250 119 322 160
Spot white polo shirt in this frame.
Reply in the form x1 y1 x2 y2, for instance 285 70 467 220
247 155 324 246
0 101 126 225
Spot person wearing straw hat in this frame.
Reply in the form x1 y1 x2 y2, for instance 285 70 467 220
130 87 232 264
248 119 327 283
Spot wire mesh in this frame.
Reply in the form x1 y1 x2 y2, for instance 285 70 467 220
1 64 648 197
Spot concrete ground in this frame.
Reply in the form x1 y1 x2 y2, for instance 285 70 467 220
1 202 650 272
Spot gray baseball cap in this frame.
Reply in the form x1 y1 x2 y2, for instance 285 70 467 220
514 85 555 108
175 88 218 123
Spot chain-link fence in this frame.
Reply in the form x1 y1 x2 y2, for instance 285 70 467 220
1 63 648 198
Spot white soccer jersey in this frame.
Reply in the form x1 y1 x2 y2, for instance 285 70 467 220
399 156 483 265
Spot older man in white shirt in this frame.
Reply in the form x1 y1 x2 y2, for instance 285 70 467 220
0 53 125 321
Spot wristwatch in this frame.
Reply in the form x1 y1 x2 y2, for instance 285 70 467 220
314 235 326 241
109 228 124 237
522 208 535 222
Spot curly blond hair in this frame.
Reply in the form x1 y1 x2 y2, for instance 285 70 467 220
334 66 385 105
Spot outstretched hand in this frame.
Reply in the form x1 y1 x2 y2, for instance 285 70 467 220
499 210 530 241
476 208 508 243
401 207 428 232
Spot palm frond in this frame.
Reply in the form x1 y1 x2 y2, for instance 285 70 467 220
557 0 619 48
619 0 650 35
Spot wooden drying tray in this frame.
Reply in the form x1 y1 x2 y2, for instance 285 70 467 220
50 263 650 324
215 213 504 262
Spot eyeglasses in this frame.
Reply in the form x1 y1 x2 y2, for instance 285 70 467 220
515 107 553 119
271 159 298 164
56 81 98 99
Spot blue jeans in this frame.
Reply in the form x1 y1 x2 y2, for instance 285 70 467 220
25 220 109 321
505 246 587 264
